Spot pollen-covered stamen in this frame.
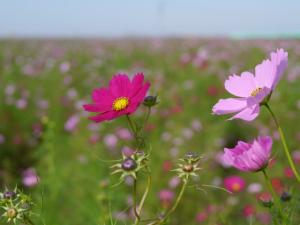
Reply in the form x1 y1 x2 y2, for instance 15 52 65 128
112 97 129 111
251 87 262 97
232 183 241 191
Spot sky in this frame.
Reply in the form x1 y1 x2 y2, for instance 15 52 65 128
1 0 300 38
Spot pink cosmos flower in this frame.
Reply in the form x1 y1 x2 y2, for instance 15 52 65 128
83 73 150 123
22 168 39 188
223 136 272 172
223 176 245 193
158 189 174 208
212 49 288 121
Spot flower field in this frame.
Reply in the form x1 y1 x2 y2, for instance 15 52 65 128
1 38 300 225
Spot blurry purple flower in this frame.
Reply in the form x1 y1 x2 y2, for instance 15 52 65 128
64 115 80 132
89 133 100 144
196 211 208 223
22 168 39 187
5 85 15 96
104 134 118 149
256 212 271 224
37 99 49 109
293 150 300 164
116 128 132 140
67 88 78 99
22 64 35 76
180 53 191 65
63 75 73 85
15 99 27 109
158 189 174 208
121 146 134 157
60 61 70 73
168 176 181 189
191 119 202 131
161 132 171 141
182 128 194 139
0 134 5 144
247 183 262 194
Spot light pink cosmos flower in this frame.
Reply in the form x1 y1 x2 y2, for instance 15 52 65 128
223 136 273 172
212 49 288 121
83 73 150 123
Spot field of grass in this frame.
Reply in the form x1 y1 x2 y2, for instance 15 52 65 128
1 38 300 225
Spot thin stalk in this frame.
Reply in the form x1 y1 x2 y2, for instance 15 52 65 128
126 115 137 137
156 180 188 224
133 179 141 222
264 104 300 183
261 169 286 224
143 107 151 130
137 169 152 214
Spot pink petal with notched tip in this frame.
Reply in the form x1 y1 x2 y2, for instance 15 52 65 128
212 98 247 115
130 73 146 97
224 72 256 97
270 49 288 88
109 74 131 97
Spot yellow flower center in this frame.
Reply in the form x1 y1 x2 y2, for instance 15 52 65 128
251 87 262 97
112 97 129 111
232 183 241 191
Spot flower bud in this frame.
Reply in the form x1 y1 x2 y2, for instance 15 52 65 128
121 158 137 171
3 191 16 199
280 191 291 202
182 164 194 172
143 96 158 107
257 192 273 208
6 208 18 219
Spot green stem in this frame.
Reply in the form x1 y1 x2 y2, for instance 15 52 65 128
143 107 151 130
134 170 152 225
133 179 141 223
137 169 152 214
156 179 188 224
262 169 286 224
126 115 137 137
264 104 300 183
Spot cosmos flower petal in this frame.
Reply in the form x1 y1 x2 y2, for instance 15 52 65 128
109 74 131 97
224 72 256 97
270 48 288 88
229 104 260 121
212 98 247 115
92 87 113 103
130 72 145 97
254 59 275 89
131 82 151 104
257 136 273 157
89 111 118 123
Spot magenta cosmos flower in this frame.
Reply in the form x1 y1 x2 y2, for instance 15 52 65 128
223 175 245 193
223 136 272 172
83 73 150 122
213 49 288 121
